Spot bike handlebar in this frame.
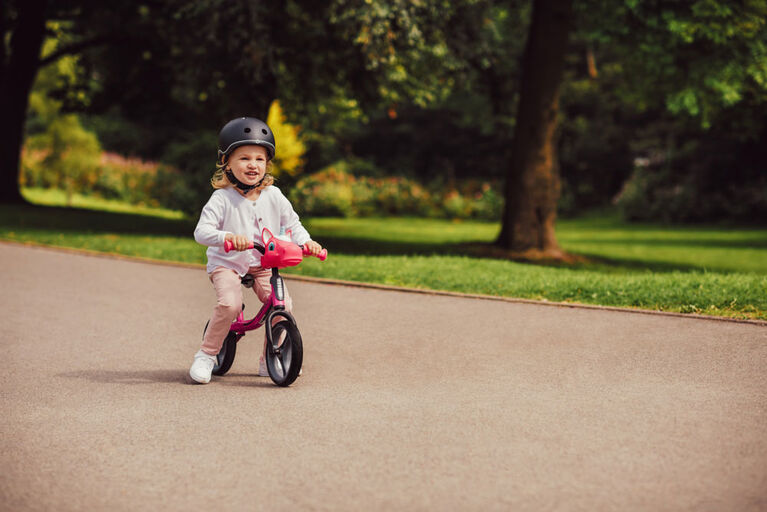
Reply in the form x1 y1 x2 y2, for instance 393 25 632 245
224 240 327 261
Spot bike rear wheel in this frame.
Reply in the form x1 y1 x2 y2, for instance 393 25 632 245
266 320 302 387
202 320 238 376
213 331 238 375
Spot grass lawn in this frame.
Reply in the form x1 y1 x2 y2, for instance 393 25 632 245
1 200 765 321
21 187 185 219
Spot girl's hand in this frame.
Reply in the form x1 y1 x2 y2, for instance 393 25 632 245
303 240 323 257
224 233 251 251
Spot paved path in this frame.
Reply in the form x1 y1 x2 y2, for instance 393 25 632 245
1 242 765 511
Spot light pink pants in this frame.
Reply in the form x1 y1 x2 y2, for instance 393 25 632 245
201 266 293 356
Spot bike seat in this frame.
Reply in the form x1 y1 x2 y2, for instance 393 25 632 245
240 274 255 288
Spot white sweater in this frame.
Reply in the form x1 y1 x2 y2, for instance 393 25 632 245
194 185 312 275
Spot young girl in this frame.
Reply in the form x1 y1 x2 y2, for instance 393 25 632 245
190 117 323 384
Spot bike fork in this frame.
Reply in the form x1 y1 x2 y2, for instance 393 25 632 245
265 309 298 353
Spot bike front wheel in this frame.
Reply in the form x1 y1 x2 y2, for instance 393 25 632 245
266 320 303 387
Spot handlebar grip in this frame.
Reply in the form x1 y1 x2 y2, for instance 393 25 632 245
223 240 255 253
303 246 328 261
224 240 326 261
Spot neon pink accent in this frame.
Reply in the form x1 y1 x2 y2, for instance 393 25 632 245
229 300 270 333
224 240 255 253
220 231 327 341
260 228 303 268
302 245 327 261
223 231 327 261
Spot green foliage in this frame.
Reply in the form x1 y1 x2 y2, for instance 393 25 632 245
23 115 102 203
94 153 181 206
18 0 767 227
158 131 218 216
289 162 502 220
613 93 767 224
557 77 635 215
578 0 767 127
328 0 459 108
26 25 93 126
289 163 363 218
616 161 767 224
21 143 187 209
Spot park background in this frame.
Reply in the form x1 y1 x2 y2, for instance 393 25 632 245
1 0 766 320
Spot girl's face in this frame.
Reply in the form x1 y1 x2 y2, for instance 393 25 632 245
227 145 269 186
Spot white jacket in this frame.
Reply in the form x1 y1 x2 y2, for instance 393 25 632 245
194 185 312 275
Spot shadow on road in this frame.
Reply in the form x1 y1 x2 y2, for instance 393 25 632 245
58 369 188 384
216 376 276 388
57 369 278 387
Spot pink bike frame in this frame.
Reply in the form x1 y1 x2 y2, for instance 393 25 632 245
222 236 326 336
229 283 283 335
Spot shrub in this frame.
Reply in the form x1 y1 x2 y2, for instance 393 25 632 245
289 161 502 220
372 177 432 216
159 131 218 216
289 163 356 217
24 115 102 204
21 144 189 211
616 162 767 224
472 184 504 220
443 190 471 219
19 148 50 188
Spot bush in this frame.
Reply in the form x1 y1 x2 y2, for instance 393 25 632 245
472 184 504 220
289 161 502 220
22 144 189 211
159 131 218 216
617 163 767 224
288 163 356 217
24 115 102 202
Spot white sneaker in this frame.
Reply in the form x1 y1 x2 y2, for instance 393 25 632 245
190 350 216 384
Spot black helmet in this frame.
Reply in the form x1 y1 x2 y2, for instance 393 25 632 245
217 117 276 163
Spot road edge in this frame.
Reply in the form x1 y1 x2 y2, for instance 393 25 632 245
3 238 765 327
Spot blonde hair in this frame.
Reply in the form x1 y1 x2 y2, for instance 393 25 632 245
210 156 275 190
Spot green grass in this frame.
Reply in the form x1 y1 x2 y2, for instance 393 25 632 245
1 200 765 321
21 187 185 219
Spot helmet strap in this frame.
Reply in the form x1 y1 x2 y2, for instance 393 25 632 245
225 169 263 193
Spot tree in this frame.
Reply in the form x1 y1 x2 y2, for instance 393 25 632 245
446 0 766 254
575 0 767 223
0 0 48 203
6 0 765 236
1 0 133 204
0 0 397 208
496 0 573 258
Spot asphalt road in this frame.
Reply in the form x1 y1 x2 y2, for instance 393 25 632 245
1 242 766 511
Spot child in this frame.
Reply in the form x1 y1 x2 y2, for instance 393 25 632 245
190 117 323 384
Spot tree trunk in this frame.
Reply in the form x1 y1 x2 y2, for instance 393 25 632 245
496 0 573 259
0 0 48 204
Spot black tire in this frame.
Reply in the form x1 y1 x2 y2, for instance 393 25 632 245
202 320 238 376
266 320 303 387
213 331 238 376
